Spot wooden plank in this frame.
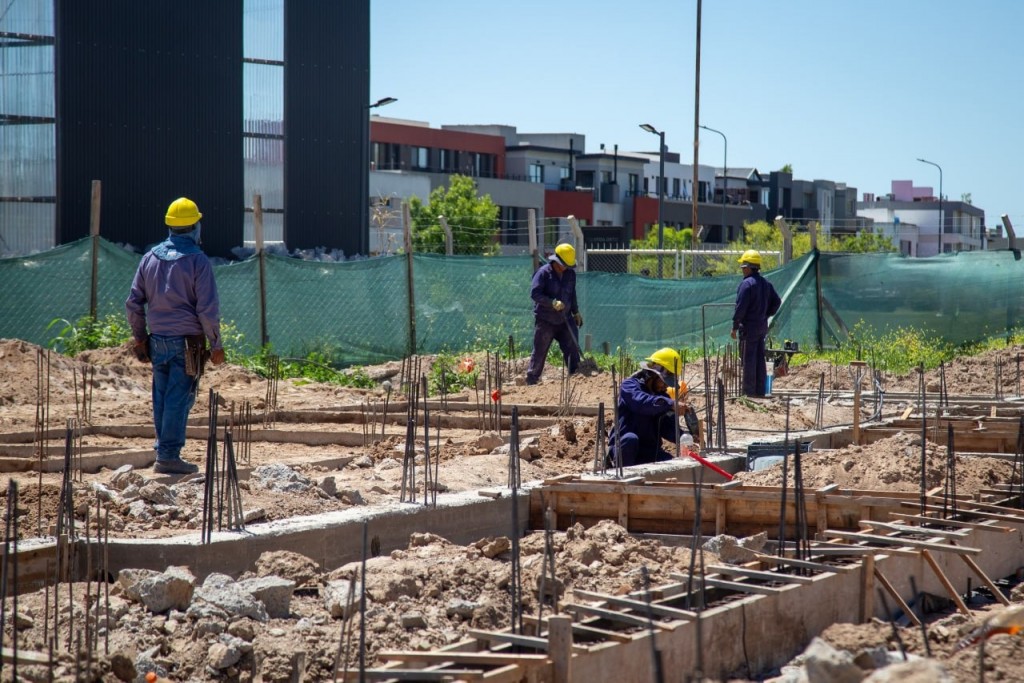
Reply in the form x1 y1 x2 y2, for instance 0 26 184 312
752 553 842 573
342 669 486 681
482 663 549 683
562 602 673 629
959 554 1011 607
706 564 816 585
670 573 784 596
0 646 49 666
468 630 549 652
905 502 1024 524
521 614 633 643
921 549 971 616
887 512 1013 534
860 554 875 622
873 566 921 627
823 530 980 555
857 520 970 541
574 588 696 620
715 496 727 536
379 652 549 666
617 493 629 529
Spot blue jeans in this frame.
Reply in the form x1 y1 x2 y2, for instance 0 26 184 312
526 318 580 383
149 335 200 461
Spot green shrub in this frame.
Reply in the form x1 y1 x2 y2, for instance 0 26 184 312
47 314 131 355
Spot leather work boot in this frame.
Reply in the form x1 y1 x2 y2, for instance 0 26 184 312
154 458 200 475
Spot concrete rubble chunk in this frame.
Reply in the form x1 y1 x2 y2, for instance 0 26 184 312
110 464 144 491
90 480 118 502
138 481 176 506
702 532 766 565
208 636 247 669
401 611 427 629
340 489 365 505
475 432 503 452
251 463 312 493
863 657 952 682
118 566 195 614
322 579 363 619
352 455 374 468
802 637 863 683
193 572 269 622
376 457 401 470
409 532 449 548
255 550 321 588
445 598 479 619
317 475 338 497
126 500 151 521
237 576 295 619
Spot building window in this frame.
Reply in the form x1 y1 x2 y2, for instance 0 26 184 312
528 163 544 184
560 166 571 180
413 146 429 170
672 179 681 198
629 173 639 195
576 171 594 188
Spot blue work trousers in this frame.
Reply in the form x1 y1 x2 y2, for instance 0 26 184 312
609 433 673 468
149 335 200 461
740 332 767 397
526 318 580 383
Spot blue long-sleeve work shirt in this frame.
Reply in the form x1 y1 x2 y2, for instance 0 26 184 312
530 262 578 325
125 231 222 349
733 270 781 338
610 374 678 448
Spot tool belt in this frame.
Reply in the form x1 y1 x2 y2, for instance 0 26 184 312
184 335 210 378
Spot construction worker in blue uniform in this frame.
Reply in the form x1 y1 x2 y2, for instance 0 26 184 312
525 243 581 385
608 348 696 467
126 197 225 475
731 249 781 397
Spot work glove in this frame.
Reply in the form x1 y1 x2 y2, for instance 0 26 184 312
132 337 150 363
573 312 583 327
552 299 565 312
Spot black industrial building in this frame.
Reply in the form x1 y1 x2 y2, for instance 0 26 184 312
3 0 370 259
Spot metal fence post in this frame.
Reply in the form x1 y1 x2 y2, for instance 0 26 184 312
528 209 539 272
254 194 269 347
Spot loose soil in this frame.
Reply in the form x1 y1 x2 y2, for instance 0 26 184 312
2 338 1024 681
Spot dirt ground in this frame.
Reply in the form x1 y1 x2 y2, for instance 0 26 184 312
3 338 1024 681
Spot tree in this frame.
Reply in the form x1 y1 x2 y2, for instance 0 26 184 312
779 164 793 174
628 225 695 277
408 175 500 255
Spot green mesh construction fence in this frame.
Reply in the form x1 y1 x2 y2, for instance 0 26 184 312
3 238 1024 364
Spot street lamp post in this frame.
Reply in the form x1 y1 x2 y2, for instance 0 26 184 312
699 124 727 240
917 157 943 253
363 97 398 255
640 123 666 278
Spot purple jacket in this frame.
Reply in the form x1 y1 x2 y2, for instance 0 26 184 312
125 229 222 349
531 261 578 326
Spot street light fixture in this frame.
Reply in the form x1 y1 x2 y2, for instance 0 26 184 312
363 97 397 255
699 124 727 240
639 123 666 278
917 157 943 252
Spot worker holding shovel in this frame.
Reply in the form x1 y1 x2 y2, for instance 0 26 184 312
525 243 581 385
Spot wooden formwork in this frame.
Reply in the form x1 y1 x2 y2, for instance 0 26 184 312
355 478 1024 683
527 476 969 539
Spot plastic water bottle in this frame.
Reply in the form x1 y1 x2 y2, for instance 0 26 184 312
680 433 694 448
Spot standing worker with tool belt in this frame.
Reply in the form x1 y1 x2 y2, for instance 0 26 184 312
731 249 781 398
608 348 698 467
126 197 225 475
525 243 581 385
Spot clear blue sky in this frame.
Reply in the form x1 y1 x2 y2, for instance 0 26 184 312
372 0 1024 227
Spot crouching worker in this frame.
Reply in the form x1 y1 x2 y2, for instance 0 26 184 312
608 348 694 468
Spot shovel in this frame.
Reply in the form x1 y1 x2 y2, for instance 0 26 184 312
563 317 600 375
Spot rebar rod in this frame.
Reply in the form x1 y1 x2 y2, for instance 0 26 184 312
358 522 368 680
919 364 927 515
509 442 522 635
593 402 607 474
421 375 431 505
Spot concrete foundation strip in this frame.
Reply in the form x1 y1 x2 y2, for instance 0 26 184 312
921 548 971 615
872 565 922 627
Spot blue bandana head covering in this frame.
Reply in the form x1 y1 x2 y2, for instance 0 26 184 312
152 223 202 261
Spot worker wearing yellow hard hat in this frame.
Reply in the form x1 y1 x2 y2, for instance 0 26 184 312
607 348 699 467
731 249 781 397
525 242 582 384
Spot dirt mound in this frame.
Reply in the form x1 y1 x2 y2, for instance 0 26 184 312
735 431 1015 492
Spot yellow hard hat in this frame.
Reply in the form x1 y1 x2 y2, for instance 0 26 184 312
552 243 576 268
644 347 681 385
165 197 203 227
738 249 762 267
